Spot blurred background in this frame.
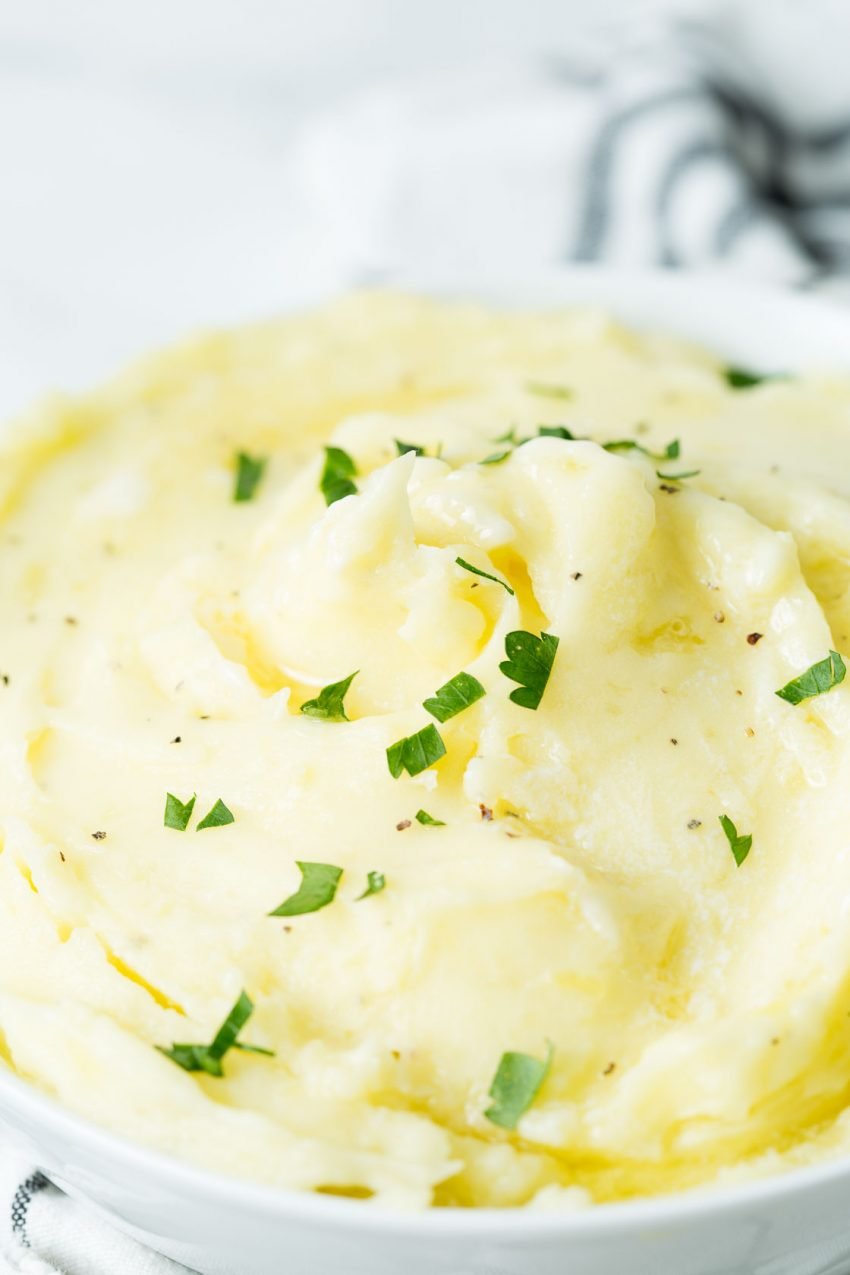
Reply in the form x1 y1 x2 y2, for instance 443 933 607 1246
1 0 848 418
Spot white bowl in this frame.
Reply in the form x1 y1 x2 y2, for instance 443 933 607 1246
4 268 850 1275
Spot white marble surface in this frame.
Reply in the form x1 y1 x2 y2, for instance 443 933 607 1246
0 0 680 417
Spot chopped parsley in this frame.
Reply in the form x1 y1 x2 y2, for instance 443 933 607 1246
300 671 358 722
157 990 273 1077
269 861 343 916
480 450 512 466
233 451 267 503
395 440 424 457
196 798 234 830
423 671 485 723
719 814 752 867
320 446 358 506
499 630 559 710
493 427 521 445
526 381 573 400
536 425 576 440
656 468 701 482
415 809 445 826
455 556 514 596
776 650 846 705
164 792 196 831
725 366 770 390
604 438 680 461
386 724 446 778
485 1043 553 1130
357 871 386 900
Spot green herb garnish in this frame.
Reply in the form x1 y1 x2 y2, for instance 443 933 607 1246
480 451 512 466
484 1043 553 1129
604 438 680 461
300 671 358 722
395 440 424 457
386 724 446 778
656 468 701 482
157 990 273 1077
233 452 267 503
269 861 343 916
775 650 846 706
415 809 445 826
493 427 521 445
196 798 234 831
357 870 386 900
536 425 576 441
725 366 769 390
499 631 559 710
423 671 485 723
526 381 573 400
719 814 752 867
164 792 196 831
455 556 514 596
320 446 358 506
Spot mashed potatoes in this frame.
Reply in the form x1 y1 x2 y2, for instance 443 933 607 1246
2 293 850 1210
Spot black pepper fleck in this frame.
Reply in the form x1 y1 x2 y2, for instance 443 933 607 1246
571 571 583 580
479 803 494 822
687 818 702 830
171 736 182 744
91 831 106 841
746 632 763 645
602 1061 616 1076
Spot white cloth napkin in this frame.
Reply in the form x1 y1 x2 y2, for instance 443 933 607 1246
291 0 850 298
4 3 850 1274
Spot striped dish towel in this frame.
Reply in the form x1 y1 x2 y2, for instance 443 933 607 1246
292 0 850 298
3 4 850 1275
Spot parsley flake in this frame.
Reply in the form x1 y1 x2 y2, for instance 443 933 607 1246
499 630 559 710
386 724 446 778
455 557 514 596
536 425 576 441
423 671 485 723
480 450 512 466
485 1042 553 1130
196 798 234 830
300 671 358 722
526 381 573 400
725 366 771 390
395 440 424 457
776 650 846 705
320 446 358 506
357 870 386 900
157 990 273 1077
604 438 680 461
719 814 752 867
415 809 445 826
233 452 267 503
656 468 701 482
164 792 196 831
269 861 343 916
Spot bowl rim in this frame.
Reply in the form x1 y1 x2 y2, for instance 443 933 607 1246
4 265 850 1239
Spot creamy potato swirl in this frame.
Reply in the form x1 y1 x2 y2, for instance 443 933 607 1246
1 295 850 1209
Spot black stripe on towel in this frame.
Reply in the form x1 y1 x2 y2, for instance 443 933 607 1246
572 85 707 261
656 137 730 264
11 1170 50 1248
